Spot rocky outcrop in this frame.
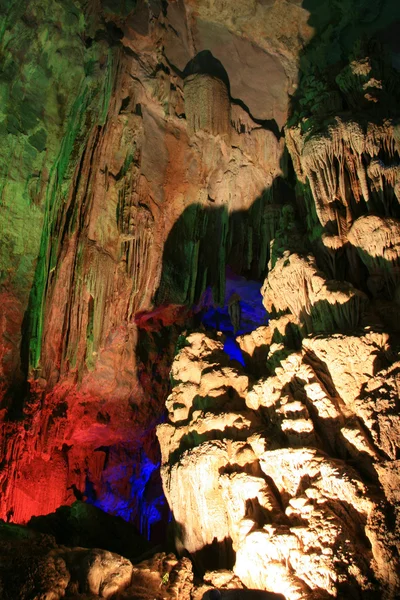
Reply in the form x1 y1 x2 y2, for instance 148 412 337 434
1 518 268 600
261 252 369 334
184 74 231 137
119 552 194 600
28 501 151 563
347 215 400 301
286 119 400 245
0 521 134 600
158 325 400 599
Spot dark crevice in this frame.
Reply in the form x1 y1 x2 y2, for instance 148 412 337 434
163 54 184 80
119 95 130 113
123 45 141 61
161 0 168 17
94 21 124 46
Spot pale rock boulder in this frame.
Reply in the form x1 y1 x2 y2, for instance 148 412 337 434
233 446 379 599
348 215 400 274
0 529 134 600
237 316 299 377
157 332 264 570
159 332 253 468
348 215 400 300
80 548 133 598
51 547 133 598
118 552 194 600
302 331 391 408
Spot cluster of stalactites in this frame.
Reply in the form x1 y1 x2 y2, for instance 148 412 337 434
286 118 400 248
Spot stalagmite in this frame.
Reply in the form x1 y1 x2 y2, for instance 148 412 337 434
158 328 400 598
184 74 231 137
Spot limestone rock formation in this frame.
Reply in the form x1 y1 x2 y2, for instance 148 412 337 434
286 119 400 244
119 552 194 600
0 0 284 531
0 520 134 600
184 74 231 137
158 325 400 599
28 501 151 563
261 252 369 334
1 1 400 599
348 214 400 300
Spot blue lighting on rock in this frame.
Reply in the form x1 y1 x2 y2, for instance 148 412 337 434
199 268 269 365
85 271 268 541
87 447 167 541
223 336 245 365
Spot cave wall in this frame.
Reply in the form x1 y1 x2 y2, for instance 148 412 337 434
0 0 295 532
1 1 400 598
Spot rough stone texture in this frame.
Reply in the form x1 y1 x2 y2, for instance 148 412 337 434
286 119 400 246
0 521 133 600
184 74 231 137
0 0 283 531
0 520 204 600
28 501 151 563
348 215 400 302
159 326 400 599
119 552 194 600
261 252 369 334
1 1 400 599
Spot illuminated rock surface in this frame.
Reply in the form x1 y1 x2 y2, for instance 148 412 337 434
1 0 400 598
158 327 400 598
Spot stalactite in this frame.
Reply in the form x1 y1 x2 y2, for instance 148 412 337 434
113 153 156 319
230 104 254 135
84 245 116 367
286 118 400 248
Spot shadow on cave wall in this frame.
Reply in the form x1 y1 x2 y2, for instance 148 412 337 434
192 535 235 575
289 0 400 129
146 2 400 555
183 50 231 92
134 178 294 547
285 0 400 305
154 178 295 310
11 0 400 554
